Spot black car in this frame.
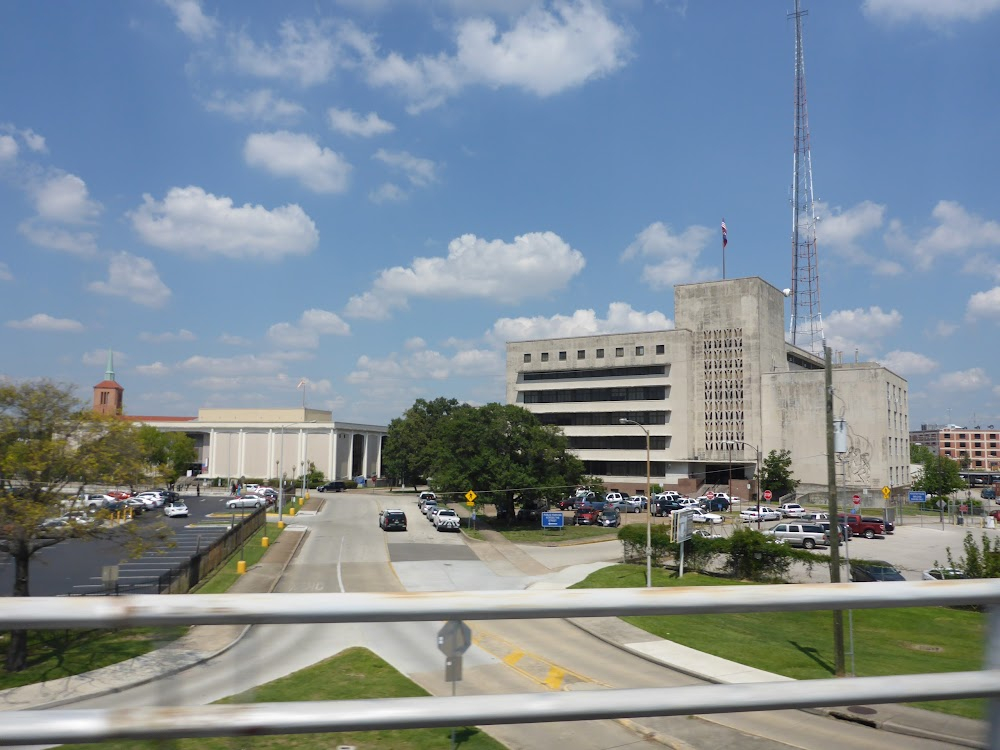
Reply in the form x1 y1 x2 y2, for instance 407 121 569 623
379 510 407 531
557 497 577 510
318 481 346 492
652 499 682 517
850 560 906 582
596 509 621 528
862 516 894 533
706 498 731 512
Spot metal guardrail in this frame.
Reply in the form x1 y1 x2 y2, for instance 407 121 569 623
1 581 998 745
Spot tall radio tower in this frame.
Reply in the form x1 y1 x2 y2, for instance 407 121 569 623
788 0 824 353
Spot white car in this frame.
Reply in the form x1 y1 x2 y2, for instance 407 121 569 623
134 491 165 508
740 506 781 522
677 497 701 508
433 508 459 528
164 501 189 518
780 503 807 518
691 509 724 524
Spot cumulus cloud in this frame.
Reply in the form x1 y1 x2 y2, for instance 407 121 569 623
140 329 196 343
621 221 715 288
966 286 1000 322
487 303 672 344
886 200 1000 271
88 253 172 308
0 262 11 281
178 353 285 376
135 361 170 376
929 320 958 337
369 182 406 203
267 308 351 349
863 0 1000 25
229 19 362 87
244 131 352 193
365 1 632 111
347 347 503 384
816 200 902 275
204 89 304 121
17 220 98 255
931 367 991 392
328 107 394 137
32 172 102 223
344 231 585 319
0 125 45 155
219 333 251 346
163 0 218 40
6 313 84 332
130 186 319 260
877 350 938 376
823 306 903 358
0 135 17 161
373 149 437 187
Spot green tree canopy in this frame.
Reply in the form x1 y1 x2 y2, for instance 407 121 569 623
383 397 460 489
760 449 798 500
136 425 197 486
912 453 966 497
910 442 935 465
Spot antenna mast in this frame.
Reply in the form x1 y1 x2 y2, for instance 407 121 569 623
789 0 824 353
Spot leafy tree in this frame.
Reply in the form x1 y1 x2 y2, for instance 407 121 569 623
760 449 798 500
136 425 197 487
304 461 324 488
910 443 935 465
0 381 150 672
940 532 1000 580
427 403 585 519
383 397 461 490
958 451 972 470
912 453 966 497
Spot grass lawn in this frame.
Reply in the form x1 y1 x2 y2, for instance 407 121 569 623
469 524 618 543
73 647 507 750
0 523 282 691
572 564 986 719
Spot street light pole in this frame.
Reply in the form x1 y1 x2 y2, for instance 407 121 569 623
726 440 762 527
620 418 652 588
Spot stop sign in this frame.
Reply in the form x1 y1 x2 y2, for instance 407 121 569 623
763 489 772 501
853 494 861 505
706 491 715 500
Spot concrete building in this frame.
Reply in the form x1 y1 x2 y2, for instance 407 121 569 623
506 277 909 501
910 425 1000 473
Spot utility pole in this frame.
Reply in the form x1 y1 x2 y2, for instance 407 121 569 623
826 345 846 676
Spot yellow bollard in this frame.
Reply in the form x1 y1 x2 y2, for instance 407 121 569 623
261 536 269 548
237 560 247 575
305 491 310 501
289 506 296 516
278 520 285 529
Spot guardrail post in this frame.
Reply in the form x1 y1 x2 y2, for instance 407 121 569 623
989 605 1000 749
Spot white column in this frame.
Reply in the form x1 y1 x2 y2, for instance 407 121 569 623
209 428 217 479
347 433 355 480
362 433 371 478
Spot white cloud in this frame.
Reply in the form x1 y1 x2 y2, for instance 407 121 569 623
931 367 991 392
219 333 251 346
17 220 98 255
886 200 1000 271
487 303 672 344
140 329 196 343
966 286 1000 322
0 135 17 161
347 347 503 384
135 361 170 376
130 186 319 260
344 231 585 319
863 0 1000 25
404 337 426 351
267 308 351 349
229 19 361 87
163 0 218 40
6 314 84 332
877 350 938 375
0 262 11 281
204 89 304 121
244 131 352 193
32 172 102 223
621 221 715 288
178 354 285 376
816 200 902 275
369 182 406 203
373 149 437 187
88 253 172 308
20 128 46 152
930 320 958 337
327 107 395 137
823 306 903 358
365 1 631 111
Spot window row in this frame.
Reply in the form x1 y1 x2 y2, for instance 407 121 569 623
537 411 669 426
523 344 666 364
522 386 668 404
522 365 667 381
582 460 669 477
568 436 669 451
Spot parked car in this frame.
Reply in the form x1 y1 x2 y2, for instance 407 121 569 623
41 511 99 531
420 499 438 516
803 511 830 522
740 506 781 522
596 509 621 527
691 509 725 524
922 568 968 580
516 506 544 522
557 497 577 510
606 499 631 513
317 481 346 492
436 513 461 532
80 494 119 512
652 498 683 517
163 501 189 518
573 505 599 525
434 508 460 528
763 522 829 549
862 515 894 534
626 495 648 512
838 513 884 539
850 560 906 582
816 520 852 542
226 495 266 509
982 487 997 500
379 509 407 531
703 496 731 512
779 503 807 518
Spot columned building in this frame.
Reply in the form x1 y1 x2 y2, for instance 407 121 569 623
506 277 909 499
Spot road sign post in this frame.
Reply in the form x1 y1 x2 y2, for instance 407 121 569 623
853 494 861 507
438 620 471 750
763 489 772 501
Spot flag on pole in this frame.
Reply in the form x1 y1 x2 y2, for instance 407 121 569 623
721 219 728 250
296 378 307 389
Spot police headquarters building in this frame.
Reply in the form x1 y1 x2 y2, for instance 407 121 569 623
505 277 910 501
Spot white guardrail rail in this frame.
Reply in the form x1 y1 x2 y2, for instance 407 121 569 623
1 581 999 746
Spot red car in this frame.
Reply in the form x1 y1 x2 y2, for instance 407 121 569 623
107 490 133 500
573 505 599 525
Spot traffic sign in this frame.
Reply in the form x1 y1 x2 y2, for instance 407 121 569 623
541 511 564 528
882 485 891 499
437 620 472 658
853 494 861 505
706 491 715 500
908 490 927 504
763 489 772 501
465 490 477 504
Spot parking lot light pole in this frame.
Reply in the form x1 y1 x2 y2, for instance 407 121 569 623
620 418 652 588
278 423 294 526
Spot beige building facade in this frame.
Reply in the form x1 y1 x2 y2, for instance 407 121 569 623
506 277 909 500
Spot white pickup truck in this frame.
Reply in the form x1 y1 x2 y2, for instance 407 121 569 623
434 509 461 532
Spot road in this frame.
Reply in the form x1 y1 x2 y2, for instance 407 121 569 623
22 491 971 749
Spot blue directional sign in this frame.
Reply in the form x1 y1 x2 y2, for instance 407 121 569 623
541 511 564 528
908 490 927 504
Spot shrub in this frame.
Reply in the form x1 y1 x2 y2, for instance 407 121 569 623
725 528 795 582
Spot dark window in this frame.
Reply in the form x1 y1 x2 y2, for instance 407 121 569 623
523 353 531 363
577 350 585 359
656 344 665 355
635 346 644 356
522 365 666 381
596 349 604 358
559 351 567 361
522 386 668 404
537 411 668 427
541 352 549 362
568 436 669 451
615 347 624 357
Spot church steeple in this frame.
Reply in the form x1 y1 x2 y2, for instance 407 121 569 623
105 348 115 382
93 348 124 416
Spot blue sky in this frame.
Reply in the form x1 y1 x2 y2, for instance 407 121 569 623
1 0 998 429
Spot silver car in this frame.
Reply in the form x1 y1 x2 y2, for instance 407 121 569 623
226 495 267 509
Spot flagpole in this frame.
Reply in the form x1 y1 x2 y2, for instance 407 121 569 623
721 219 728 280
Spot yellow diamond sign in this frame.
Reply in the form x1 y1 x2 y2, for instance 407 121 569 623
882 485 891 499
465 490 477 505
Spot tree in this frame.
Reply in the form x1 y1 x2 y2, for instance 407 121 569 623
0 381 149 672
426 403 585 519
136 426 197 487
912 453 966 498
910 443 935 465
760 449 798 499
383 397 461 490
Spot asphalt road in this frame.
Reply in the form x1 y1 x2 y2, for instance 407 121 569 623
36 491 967 750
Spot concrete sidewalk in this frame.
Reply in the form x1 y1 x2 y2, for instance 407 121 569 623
0 496 988 749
